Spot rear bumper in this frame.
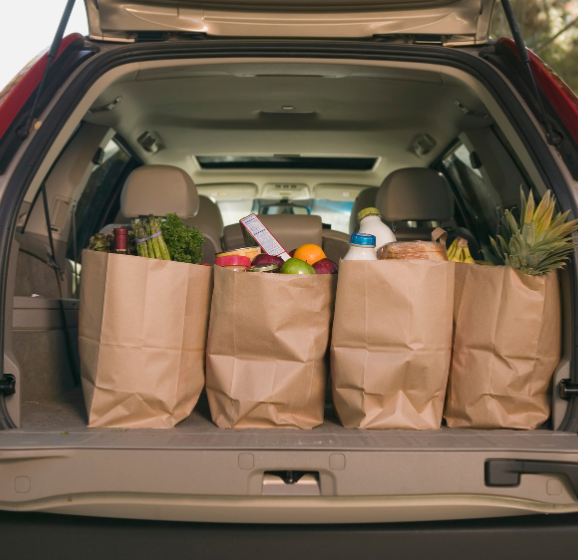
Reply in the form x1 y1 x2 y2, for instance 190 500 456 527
1 431 578 523
3 492 578 525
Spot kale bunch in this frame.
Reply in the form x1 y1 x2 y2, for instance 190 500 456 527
88 232 113 252
160 213 204 264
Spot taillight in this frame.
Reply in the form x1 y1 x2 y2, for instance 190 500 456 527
498 37 578 145
0 33 83 142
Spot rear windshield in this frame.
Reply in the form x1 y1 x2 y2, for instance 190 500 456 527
215 198 353 233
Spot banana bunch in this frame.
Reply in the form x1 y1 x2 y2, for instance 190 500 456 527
447 237 475 263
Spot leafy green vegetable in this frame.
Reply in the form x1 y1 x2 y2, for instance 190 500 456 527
88 233 113 252
160 213 204 264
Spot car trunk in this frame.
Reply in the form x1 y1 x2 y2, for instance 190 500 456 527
1 37 578 524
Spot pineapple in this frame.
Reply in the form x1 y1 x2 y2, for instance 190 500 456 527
485 188 578 275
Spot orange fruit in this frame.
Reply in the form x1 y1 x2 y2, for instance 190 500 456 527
294 244 326 265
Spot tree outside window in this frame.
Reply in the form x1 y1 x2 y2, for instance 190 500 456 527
491 0 578 92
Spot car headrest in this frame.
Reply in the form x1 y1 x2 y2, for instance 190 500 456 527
376 168 454 222
120 165 200 219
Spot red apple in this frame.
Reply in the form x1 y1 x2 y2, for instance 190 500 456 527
251 253 285 269
313 258 339 274
289 249 296 258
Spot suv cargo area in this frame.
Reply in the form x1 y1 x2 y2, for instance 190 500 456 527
1 40 578 525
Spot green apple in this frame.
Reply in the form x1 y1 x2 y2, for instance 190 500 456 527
280 257 316 275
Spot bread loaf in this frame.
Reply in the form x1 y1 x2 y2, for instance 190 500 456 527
377 241 448 261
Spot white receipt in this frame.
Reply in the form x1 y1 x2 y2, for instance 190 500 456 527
239 214 290 260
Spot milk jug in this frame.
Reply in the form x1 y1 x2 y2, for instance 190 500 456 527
357 207 396 252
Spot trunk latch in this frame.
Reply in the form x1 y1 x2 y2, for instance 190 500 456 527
262 471 320 496
560 379 578 400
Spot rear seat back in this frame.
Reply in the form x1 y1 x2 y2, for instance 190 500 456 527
13 233 61 299
183 195 224 255
223 214 351 262
223 215 323 252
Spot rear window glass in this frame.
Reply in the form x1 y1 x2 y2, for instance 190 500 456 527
310 199 353 233
215 198 353 234
196 156 377 171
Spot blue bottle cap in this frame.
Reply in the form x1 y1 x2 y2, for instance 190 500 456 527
350 233 376 247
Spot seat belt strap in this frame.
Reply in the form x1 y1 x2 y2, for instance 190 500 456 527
40 183 80 386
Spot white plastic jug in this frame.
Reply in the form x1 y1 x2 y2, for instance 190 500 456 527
357 207 396 252
343 233 378 261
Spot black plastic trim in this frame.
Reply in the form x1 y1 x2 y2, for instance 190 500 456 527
486 459 578 496
2 510 578 560
0 40 575 430
0 374 15 396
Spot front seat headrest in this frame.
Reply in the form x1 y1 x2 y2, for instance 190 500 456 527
121 165 200 219
376 168 454 222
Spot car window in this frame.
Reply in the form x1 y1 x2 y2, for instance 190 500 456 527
309 199 353 233
68 138 132 263
216 199 255 226
442 143 502 250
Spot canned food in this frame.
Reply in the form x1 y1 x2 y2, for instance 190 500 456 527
215 246 262 261
247 263 279 273
214 255 251 272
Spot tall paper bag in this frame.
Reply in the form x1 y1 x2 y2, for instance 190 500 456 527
445 264 561 429
331 260 455 429
206 265 336 429
79 250 213 428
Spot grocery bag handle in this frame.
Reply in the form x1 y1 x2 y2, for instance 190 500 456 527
431 227 448 247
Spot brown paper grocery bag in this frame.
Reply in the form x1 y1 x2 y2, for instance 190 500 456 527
206 266 336 429
445 264 561 429
79 250 213 428
331 260 455 429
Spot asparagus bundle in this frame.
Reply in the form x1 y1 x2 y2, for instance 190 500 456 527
130 216 171 260
132 219 149 258
148 215 171 260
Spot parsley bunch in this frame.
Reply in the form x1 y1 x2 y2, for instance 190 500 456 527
160 213 204 264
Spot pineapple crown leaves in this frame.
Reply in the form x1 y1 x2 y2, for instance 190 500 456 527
485 187 578 275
